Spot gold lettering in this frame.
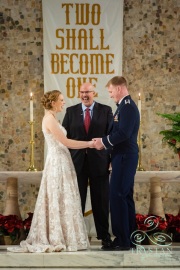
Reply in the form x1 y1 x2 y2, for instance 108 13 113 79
56 29 109 50
51 54 59 74
66 29 76 50
77 77 98 96
70 54 78 74
60 54 69 74
89 29 98 50
76 4 90 25
100 29 109 50
66 77 98 98
51 53 69 74
62 3 73 25
75 4 101 25
51 53 114 75
56 29 64 50
78 29 88 49
106 54 114 74
91 4 101 25
79 54 89 75
66 77 76 98
90 54 104 74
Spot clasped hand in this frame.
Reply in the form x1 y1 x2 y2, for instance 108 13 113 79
89 138 104 150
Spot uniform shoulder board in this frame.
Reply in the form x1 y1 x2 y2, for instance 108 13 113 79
124 99 130 104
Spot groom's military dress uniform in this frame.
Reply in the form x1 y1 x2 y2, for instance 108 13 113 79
102 95 140 249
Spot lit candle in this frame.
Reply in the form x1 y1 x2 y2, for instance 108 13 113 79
138 93 141 120
30 92 33 121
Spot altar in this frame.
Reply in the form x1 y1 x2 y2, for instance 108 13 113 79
0 170 179 183
0 170 179 237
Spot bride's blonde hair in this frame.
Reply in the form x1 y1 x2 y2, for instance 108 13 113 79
41 90 61 110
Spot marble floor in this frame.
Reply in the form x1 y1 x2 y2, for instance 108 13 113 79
0 269 179 270
0 240 179 269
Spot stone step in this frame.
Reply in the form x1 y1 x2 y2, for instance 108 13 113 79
0 243 179 268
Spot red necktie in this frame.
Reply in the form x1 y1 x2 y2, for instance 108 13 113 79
84 108 91 133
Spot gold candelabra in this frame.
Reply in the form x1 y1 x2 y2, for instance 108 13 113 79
27 121 37 171
137 121 145 171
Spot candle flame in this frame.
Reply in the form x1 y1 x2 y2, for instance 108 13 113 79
30 92 33 100
138 93 141 100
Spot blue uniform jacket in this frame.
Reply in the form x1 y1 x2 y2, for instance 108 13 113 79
102 95 140 154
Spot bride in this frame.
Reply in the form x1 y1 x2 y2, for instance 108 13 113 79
8 90 94 253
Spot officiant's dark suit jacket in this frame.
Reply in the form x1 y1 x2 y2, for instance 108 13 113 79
62 102 113 240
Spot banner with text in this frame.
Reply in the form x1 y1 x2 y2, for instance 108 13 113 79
42 0 124 119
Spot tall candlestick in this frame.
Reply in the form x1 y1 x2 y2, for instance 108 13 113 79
30 92 33 122
137 92 145 171
27 121 37 171
138 93 141 119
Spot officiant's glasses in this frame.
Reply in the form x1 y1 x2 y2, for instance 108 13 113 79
79 91 94 95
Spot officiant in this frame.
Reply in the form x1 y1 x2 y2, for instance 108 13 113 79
62 82 113 250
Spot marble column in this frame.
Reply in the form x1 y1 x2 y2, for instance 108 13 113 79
3 177 25 243
3 177 22 218
148 176 165 219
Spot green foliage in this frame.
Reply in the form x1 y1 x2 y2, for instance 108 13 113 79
157 112 180 154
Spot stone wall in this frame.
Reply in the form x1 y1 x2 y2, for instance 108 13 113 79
0 0 44 171
122 0 180 170
0 0 179 171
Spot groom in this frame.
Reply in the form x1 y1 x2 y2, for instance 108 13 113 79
62 82 113 249
93 76 140 250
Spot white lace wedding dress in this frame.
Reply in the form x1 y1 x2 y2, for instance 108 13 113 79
8 122 89 253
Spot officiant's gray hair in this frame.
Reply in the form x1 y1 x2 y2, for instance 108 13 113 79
41 90 61 110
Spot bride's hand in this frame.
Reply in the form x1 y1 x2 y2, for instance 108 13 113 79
88 141 95 148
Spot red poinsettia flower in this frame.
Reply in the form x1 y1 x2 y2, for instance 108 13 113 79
23 212 33 236
0 214 24 241
136 214 168 233
165 213 180 233
170 139 176 145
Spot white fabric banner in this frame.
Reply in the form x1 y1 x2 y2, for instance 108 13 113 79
42 0 124 120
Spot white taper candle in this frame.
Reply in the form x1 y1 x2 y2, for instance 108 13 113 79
30 92 33 121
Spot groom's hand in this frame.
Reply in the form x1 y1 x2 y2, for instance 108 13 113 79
92 138 104 150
